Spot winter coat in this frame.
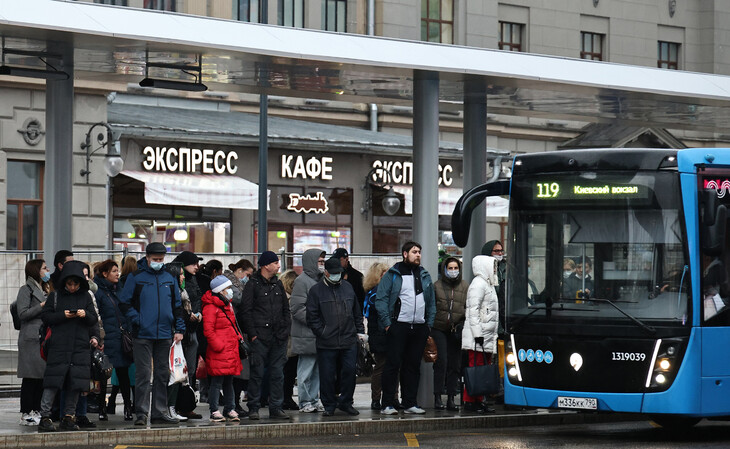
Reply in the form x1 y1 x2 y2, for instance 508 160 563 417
118 258 186 340
364 287 387 354
290 248 322 355
240 270 291 343
202 291 243 377
433 257 468 333
16 278 46 379
306 278 364 350
461 255 499 353
345 263 365 310
41 262 98 391
374 262 436 331
94 276 132 368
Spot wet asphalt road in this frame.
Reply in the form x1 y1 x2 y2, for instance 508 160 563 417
72 419 730 449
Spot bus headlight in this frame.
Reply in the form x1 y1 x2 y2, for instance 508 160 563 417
508 367 519 378
506 334 522 382
506 352 516 364
658 359 670 371
646 338 686 391
655 373 667 384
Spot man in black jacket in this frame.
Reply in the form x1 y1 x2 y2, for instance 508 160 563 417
240 251 291 420
333 248 365 311
306 257 365 416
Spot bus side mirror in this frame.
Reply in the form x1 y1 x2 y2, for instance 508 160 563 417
702 204 727 256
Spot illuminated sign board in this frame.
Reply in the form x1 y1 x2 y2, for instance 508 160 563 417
534 182 647 200
704 179 730 198
281 155 333 180
370 160 454 186
142 146 238 174
287 192 329 214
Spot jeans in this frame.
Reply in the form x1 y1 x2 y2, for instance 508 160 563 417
317 344 357 412
431 328 462 395
247 338 287 413
296 354 320 408
41 388 79 418
382 322 429 409
134 338 172 419
209 375 234 414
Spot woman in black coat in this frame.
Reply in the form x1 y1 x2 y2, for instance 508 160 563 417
94 259 133 421
37 261 98 432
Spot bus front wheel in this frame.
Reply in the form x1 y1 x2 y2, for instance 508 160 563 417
650 415 701 429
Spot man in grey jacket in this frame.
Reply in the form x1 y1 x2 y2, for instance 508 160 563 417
290 248 326 413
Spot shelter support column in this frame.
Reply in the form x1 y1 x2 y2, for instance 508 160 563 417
413 70 439 409
44 42 74 262
462 77 488 280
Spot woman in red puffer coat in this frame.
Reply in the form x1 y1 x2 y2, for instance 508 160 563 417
203 276 243 422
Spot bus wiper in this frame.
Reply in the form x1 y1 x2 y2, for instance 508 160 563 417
509 302 597 332
590 298 656 335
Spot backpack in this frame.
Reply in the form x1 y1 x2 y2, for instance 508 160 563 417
10 285 34 330
363 289 376 319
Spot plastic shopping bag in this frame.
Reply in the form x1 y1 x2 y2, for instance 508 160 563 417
168 341 188 385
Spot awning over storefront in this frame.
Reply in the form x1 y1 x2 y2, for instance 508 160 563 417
121 170 269 210
393 186 508 217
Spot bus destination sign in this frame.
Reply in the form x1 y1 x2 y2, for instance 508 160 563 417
534 182 648 200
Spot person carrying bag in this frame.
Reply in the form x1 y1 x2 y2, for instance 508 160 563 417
461 255 500 414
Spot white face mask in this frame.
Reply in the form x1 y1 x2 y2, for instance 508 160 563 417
446 269 459 279
221 288 233 300
564 270 572 279
318 265 325 273
328 273 342 283
493 255 504 262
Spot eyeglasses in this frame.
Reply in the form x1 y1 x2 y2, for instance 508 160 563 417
492 248 504 254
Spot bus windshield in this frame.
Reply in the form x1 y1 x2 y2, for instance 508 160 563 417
507 170 689 330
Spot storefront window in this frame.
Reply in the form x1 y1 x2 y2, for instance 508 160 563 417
113 220 230 253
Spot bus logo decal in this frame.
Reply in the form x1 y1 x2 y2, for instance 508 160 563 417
570 353 583 371
518 349 526 362
544 351 554 364
535 350 544 363
704 179 730 198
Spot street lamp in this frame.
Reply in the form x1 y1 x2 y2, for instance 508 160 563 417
360 166 402 221
80 122 124 183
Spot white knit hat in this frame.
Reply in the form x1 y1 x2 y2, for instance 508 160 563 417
211 275 232 293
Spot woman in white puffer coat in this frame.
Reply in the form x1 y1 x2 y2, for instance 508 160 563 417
461 255 498 413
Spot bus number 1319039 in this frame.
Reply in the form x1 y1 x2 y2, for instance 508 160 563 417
612 352 646 361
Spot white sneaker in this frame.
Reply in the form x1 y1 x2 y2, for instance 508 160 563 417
30 410 41 424
20 413 37 426
380 406 398 415
299 403 316 413
404 406 426 415
169 406 188 421
315 402 325 412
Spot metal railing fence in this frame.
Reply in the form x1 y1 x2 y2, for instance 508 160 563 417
0 250 401 386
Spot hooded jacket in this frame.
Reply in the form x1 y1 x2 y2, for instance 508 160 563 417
461 255 499 353
290 248 323 355
374 262 436 330
306 277 364 350
202 290 243 376
433 256 468 333
119 257 186 340
41 261 98 391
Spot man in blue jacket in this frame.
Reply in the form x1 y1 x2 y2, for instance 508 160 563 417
119 242 185 425
374 241 436 415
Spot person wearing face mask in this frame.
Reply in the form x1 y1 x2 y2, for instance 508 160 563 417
16 259 50 426
119 242 186 426
290 249 326 413
306 257 365 416
37 261 98 432
432 256 468 411
202 276 243 422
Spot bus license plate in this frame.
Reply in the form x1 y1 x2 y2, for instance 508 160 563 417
557 396 597 410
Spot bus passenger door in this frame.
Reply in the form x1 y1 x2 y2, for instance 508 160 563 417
698 169 730 414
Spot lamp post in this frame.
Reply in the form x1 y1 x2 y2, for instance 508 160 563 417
360 166 402 221
80 122 124 250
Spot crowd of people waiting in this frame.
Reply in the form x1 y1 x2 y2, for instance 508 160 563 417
14 239 508 432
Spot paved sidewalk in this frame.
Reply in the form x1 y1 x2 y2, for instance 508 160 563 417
0 383 636 448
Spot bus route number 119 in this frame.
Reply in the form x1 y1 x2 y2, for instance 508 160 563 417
537 182 560 198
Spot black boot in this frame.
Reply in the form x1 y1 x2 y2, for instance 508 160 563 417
446 394 459 411
433 394 445 410
123 403 133 421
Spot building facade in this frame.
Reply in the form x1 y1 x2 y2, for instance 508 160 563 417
2 0 730 255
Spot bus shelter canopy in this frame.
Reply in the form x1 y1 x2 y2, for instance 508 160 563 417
2 0 730 131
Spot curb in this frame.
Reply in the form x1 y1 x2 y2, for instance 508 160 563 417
1 412 639 448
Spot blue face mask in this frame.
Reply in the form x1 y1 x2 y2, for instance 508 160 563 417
240 276 249 284
150 261 164 271
41 272 51 282
328 273 342 283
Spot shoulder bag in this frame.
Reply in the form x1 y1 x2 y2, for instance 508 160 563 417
463 344 500 396
102 290 134 358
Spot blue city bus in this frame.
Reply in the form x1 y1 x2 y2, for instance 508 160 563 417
451 148 730 427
